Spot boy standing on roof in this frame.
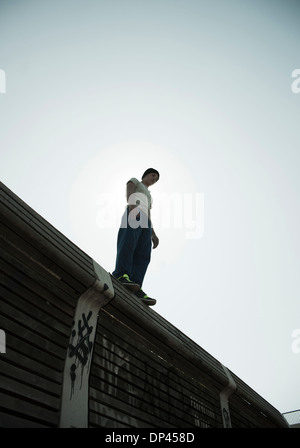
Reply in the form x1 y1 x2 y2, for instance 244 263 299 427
112 168 160 306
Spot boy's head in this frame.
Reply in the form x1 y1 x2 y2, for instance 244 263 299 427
142 168 160 181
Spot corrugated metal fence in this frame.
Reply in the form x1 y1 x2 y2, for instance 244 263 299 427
0 182 288 428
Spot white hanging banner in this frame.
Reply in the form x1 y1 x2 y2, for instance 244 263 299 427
59 262 114 428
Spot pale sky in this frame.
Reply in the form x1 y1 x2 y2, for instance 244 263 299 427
1 0 300 416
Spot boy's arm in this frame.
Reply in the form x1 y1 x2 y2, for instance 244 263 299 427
149 209 159 249
151 228 159 249
126 181 137 206
127 181 159 248
126 181 139 213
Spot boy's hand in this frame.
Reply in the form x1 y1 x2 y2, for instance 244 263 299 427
152 234 159 249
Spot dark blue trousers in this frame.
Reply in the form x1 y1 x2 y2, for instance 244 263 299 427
112 209 152 287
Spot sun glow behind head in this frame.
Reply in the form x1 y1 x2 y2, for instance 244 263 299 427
68 141 204 270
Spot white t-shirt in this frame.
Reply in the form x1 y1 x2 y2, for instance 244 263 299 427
127 177 152 215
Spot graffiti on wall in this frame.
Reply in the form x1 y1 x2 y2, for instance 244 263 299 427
68 311 94 396
96 334 217 427
190 395 216 428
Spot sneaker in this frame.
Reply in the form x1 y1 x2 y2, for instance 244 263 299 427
135 289 156 306
116 274 140 292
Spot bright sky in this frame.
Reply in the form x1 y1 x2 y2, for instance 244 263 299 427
1 0 300 416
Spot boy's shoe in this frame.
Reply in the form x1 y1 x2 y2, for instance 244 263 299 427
135 289 156 306
116 274 140 292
